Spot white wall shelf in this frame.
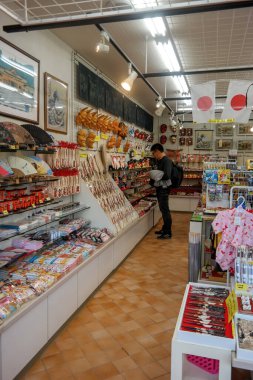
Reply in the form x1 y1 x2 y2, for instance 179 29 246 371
0 208 157 380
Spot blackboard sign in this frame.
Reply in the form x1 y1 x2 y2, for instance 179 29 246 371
76 61 153 131
123 97 136 124
97 78 106 110
88 70 98 108
76 63 89 101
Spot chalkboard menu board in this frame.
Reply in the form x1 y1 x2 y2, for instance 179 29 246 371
76 62 153 131
123 97 137 124
77 63 89 101
105 85 123 118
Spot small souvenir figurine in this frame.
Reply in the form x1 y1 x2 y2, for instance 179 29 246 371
186 137 193 146
160 135 167 144
160 124 167 133
170 134 177 144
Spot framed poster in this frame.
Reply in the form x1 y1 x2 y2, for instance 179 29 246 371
195 130 213 150
237 124 253 135
44 73 68 135
238 140 253 151
216 124 234 136
215 139 233 150
0 37 40 124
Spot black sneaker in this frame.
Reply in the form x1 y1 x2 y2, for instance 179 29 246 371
157 233 172 239
155 230 164 235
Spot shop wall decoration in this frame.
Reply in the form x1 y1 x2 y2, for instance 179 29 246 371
216 124 234 136
215 139 233 150
195 130 213 150
44 73 68 135
237 124 253 135
0 37 40 124
238 140 253 151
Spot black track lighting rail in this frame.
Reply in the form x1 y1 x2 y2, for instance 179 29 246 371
3 1 253 33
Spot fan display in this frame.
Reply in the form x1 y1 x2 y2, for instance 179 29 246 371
23 156 53 176
1 122 35 146
22 124 54 146
0 160 14 177
0 124 17 146
5 156 38 177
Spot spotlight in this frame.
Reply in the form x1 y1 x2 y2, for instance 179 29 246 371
121 63 138 92
155 103 166 117
96 31 110 53
156 96 163 108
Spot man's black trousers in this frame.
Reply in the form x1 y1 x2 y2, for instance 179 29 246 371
156 187 172 234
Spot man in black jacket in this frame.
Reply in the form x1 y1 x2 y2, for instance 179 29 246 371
151 143 173 239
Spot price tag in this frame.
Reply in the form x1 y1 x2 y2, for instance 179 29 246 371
80 153 87 158
9 145 16 150
234 216 241 226
235 283 248 291
225 290 238 322
101 133 108 140
46 197 51 201
117 147 123 153
95 136 100 142
39 200 43 204
32 204 36 208
2 210 8 215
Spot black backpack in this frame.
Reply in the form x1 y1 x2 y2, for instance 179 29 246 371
171 163 184 188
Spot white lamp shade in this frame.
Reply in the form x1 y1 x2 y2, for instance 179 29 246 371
121 71 138 91
155 104 166 117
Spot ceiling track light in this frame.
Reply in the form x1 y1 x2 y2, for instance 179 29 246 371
156 96 163 108
96 30 110 53
121 63 138 92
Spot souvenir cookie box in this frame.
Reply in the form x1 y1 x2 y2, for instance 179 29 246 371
175 282 235 350
235 313 253 361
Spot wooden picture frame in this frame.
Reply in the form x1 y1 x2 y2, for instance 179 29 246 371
195 130 213 150
215 139 233 150
44 72 68 135
237 140 253 151
216 124 234 136
237 124 253 135
0 37 40 124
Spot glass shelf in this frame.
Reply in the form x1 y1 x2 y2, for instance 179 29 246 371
0 205 90 242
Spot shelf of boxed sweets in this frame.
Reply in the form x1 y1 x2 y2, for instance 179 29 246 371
0 202 90 242
0 218 114 326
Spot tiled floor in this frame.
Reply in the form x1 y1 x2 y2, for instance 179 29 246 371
17 212 249 380
18 212 189 380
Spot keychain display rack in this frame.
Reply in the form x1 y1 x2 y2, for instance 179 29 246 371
230 186 253 210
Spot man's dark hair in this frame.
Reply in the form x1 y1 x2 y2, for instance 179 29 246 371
151 143 164 152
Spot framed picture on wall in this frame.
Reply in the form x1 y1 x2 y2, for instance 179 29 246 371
44 73 68 135
238 140 253 151
237 124 253 135
195 130 213 150
215 139 233 150
216 124 234 136
0 37 40 124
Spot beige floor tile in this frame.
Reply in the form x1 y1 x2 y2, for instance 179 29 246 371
122 367 149 380
42 353 64 370
141 361 167 379
47 363 73 380
130 350 154 367
113 356 138 373
91 362 120 379
24 372 50 380
67 357 92 374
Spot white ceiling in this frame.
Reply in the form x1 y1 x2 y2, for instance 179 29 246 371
1 1 253 118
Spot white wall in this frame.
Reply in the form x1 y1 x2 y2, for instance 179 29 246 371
0 10 73 142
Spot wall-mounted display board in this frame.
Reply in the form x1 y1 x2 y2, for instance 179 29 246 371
76 62 153 131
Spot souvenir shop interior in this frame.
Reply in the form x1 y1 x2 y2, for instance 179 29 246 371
0 1 253 380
